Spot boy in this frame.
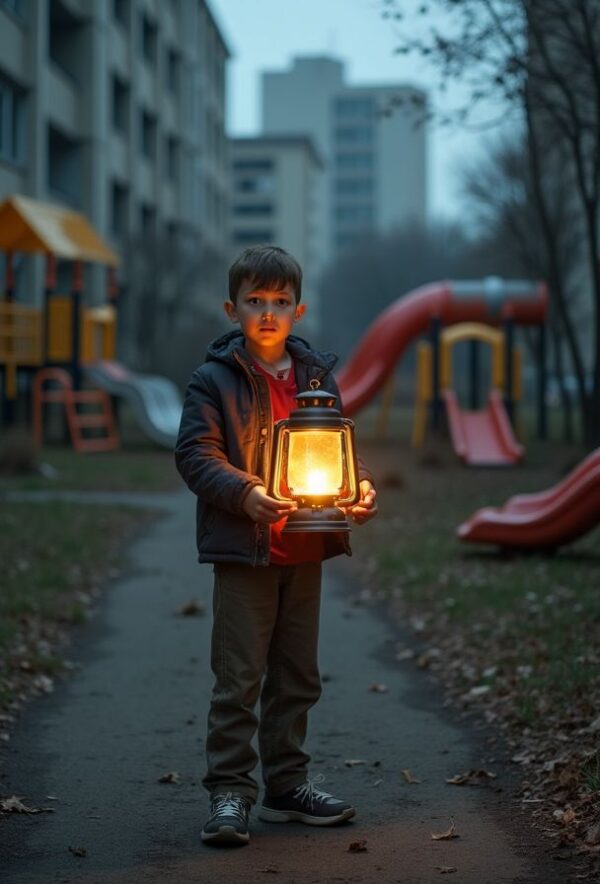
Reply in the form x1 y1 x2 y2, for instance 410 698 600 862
175 245 377 845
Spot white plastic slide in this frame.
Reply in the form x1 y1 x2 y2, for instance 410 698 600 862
84 360 182 449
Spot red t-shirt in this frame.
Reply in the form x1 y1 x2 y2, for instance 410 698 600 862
251 358 325 565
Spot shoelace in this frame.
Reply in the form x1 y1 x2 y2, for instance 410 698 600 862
212 792 248 823
293 774 333 810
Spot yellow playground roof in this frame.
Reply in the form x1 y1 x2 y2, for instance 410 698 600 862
0 194 119 266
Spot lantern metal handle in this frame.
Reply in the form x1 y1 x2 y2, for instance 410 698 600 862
309 378 320 390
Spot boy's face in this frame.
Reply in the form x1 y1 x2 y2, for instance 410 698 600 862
225 278 306 351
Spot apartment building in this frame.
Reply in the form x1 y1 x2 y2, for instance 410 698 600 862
262 56 427 268
0 0 229 364
230 136 322 336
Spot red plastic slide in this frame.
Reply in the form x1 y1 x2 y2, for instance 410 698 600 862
443 389 524 466
457 448 600 549
336 279 546 416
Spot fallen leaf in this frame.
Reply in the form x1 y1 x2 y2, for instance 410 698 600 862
158 771 181 784
445 769 496 786
369 683 389 693
396 648 415 661
431 820 458 841
562 806 576 825
0 795 54 814
344 759 367 767
176 599 205 616
435 866 457 874
68 846 87 857
402 769 422 784
348 839 368 852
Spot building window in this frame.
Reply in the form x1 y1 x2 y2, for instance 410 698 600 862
140 14 157 65
140 110 156 161
335 178 374 197
112 76 129 134
47 124 82 206
334 97 375 119
335 205 374 225
140 203 156 238
335 126 373 146
234 175 274 195
111 181 128 238
233 203 273 217
165 135 178 182
49 0 84 82
113 0 129 28
0 75 25 165
233 158 274 173
166 48 179 94
335 152 373 171
233 230 274 245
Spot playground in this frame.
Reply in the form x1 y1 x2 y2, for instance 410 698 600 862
1 195 600 876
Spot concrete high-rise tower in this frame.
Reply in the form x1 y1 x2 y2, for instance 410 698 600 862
262 56 427 269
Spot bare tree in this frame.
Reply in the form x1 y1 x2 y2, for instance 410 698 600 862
119 228 227 386
383 0 600 444
461 134 583 440
317 221 512 359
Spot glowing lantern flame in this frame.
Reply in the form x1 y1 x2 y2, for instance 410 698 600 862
306 469 327 495
287 431 343 496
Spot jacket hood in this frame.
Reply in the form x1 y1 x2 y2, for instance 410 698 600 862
206 329 338 373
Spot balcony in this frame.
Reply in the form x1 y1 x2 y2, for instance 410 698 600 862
47 64 80 135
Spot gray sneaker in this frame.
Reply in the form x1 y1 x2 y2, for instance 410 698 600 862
202 792 251 844
258 774 355 826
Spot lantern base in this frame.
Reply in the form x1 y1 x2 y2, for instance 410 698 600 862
282 506 351 533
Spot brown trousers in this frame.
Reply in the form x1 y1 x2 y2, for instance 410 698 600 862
202 561 323 804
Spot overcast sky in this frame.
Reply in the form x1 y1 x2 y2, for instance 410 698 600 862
208 0 491 223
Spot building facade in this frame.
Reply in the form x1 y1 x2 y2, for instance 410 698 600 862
262 56 427 268
0 0 229 367
230 136 322 336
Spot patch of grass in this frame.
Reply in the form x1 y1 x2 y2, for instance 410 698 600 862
0 501 158 682
0 446 179 493
351 432 600 732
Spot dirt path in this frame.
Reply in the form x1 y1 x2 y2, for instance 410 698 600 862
0 491 563 883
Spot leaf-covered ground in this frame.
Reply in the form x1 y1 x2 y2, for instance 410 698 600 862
0 501 159 745
351 428 600 876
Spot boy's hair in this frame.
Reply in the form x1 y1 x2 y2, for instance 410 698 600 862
229 245 303 303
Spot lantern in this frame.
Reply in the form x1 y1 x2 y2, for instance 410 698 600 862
268 380 360 532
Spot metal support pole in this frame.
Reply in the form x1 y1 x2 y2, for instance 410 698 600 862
43 254 56 365
469 339 479 410
430 316 442 431
2 251 16 425
503 316 515 425
71 261 83 391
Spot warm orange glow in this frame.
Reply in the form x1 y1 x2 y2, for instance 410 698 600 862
287 431 343 496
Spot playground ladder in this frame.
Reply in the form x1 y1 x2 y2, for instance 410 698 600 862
33 367 120 453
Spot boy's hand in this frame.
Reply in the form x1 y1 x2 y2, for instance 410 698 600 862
348 480 378 524
243 485 297 524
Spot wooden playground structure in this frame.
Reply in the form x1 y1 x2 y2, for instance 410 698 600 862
0 195 121 452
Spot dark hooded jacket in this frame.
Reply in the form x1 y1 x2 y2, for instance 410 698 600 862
174 330 374 566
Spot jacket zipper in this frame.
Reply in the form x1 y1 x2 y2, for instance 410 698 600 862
233 351 272 566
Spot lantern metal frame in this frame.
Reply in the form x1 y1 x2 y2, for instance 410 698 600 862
268 381 360 533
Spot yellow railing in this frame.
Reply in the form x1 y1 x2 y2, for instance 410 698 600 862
411 323 523 448
0 303 43 399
